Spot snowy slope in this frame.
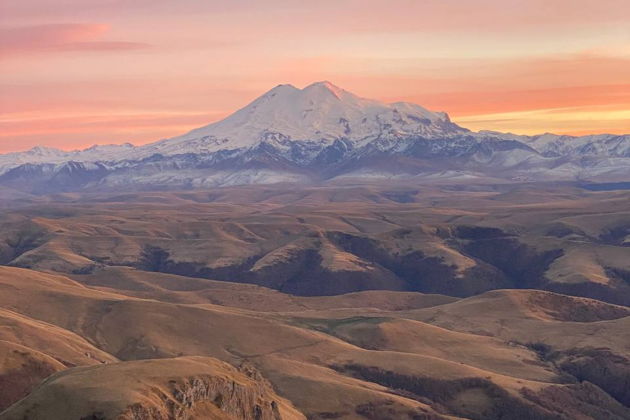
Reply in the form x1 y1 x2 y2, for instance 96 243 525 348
0 81 464 172
0 143 138 174
526 134 630 157
141 81 465 156
0 81 628 192
478 131 630 158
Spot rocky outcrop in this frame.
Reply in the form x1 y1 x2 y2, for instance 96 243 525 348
0 357 304 420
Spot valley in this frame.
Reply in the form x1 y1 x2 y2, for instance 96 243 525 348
4 182 629 304
0 182 628 419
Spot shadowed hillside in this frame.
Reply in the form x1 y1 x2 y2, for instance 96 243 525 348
0 184 629 419
2 184 629 304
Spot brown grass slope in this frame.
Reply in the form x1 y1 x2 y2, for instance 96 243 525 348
70 266 456 311
0 356 305 420
2 185 629 303
0 341 64 412
0 266 629 419
0 267 450 419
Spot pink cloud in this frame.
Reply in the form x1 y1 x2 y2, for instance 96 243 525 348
0 1 628 151
4 1 629 32
0 24 150 56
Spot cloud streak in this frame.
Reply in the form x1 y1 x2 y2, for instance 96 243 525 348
0 24 150 56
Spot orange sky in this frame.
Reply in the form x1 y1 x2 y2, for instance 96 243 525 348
1 0 629 153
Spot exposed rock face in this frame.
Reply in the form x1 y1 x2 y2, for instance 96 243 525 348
0 357 304 420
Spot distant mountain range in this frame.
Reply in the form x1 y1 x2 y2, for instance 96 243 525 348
2 81 629 193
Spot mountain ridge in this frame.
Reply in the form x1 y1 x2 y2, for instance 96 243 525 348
0 81 628 193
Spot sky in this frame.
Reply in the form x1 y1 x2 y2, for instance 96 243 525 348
1 0 629 153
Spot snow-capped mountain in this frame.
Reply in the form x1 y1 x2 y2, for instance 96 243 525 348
479 131 630 158
1 82 628 193
146 81 465 155
0 143 137 174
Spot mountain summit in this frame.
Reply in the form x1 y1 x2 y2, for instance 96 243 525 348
0 81 628 193
147 81 465 156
